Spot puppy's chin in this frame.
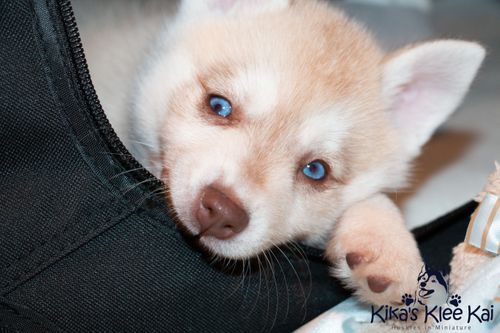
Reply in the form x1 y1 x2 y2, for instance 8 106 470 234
172 193 275 259
198 235 269 260
171 209 271 259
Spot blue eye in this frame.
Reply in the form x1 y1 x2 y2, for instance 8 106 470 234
302 160 327 181
209 95 232 118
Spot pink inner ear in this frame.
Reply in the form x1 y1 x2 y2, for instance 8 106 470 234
391 66 446 132
393 81 427 128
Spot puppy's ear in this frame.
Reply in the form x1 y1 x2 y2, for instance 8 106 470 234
179 0 289 17
382 40 485 155
418 264 426 280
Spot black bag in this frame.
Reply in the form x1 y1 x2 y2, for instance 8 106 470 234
0 0 477 331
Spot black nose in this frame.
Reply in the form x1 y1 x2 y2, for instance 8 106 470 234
420 282 426 287
195 186 249 240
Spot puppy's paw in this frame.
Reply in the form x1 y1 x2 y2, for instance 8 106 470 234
337 246 422 305
325 194 423 306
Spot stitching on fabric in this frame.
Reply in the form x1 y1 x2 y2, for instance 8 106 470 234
1 222 72 271
0 299 57 332
0 197 119 288
1 201 126 292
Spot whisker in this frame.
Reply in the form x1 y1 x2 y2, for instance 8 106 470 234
276 244 305 315
129 139 156 149
243 257 253 304
269 245 289 327
121 177 158 194
281 243 307 301
99 151 134 157
264 249 279 332
248 255 264 317
228 258 247 299
289 241 312 302
132 187 167 208
261 251 273 331
109 166 148 180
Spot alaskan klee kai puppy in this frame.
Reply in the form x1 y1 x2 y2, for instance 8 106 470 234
77 0 484 305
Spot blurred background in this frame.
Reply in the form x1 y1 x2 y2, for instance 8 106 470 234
336 0 499 228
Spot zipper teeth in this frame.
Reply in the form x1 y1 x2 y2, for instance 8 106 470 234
57 0 163 192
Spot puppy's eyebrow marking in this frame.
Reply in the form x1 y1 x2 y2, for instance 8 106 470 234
295 109 353 182
196 64 280 124
297 109 351 153
231 66 279 119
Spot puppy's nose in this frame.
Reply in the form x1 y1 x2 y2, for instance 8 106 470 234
196 186 249 239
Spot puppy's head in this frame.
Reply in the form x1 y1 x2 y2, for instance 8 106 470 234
132 0 484 259
417 265 449 306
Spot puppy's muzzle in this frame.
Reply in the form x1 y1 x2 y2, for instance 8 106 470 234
195 186 249 240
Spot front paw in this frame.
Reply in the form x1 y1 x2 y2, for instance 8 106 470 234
337 247 422 305
325 194 423 306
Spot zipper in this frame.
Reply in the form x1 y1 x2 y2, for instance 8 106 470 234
56 0 164 193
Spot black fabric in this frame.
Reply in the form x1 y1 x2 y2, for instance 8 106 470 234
0 0 477 332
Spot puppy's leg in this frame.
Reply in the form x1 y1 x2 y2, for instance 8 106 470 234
326 194 422 305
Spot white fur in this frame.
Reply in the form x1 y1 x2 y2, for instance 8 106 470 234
232 67 279 119
131 50 197 177
297 109 352 157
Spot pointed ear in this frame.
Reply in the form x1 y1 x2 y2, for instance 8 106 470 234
382 40 485 154
179 0 289 17
418 264 426 280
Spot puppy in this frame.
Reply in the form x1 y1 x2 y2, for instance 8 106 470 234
77 0 485 305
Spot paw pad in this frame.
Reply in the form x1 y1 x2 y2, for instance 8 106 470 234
346 252 365 269
449 294 462 307
401 293 415 306
367 276 391 293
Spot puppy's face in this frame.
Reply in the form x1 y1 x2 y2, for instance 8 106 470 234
132 0 484 259
417 266 449 306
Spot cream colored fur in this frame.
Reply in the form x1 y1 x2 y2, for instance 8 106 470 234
326 194 423 305
74 0 484 305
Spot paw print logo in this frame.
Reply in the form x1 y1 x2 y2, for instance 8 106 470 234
449 294 462 307
402 293 415 306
